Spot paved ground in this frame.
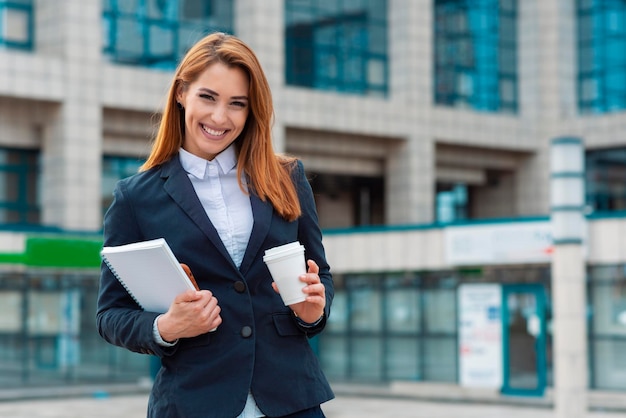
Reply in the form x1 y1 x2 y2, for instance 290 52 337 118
0 393 623 418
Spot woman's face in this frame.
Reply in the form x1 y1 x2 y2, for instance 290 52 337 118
177 62 250 161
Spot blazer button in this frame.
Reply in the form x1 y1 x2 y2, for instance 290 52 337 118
241 326 252 338
234 281 246 293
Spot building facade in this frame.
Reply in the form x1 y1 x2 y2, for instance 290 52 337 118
1 0 626 398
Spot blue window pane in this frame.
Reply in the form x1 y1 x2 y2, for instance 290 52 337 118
436 183 468 224
586 148 626 212
0 148 40 225
386 337 421 380
103 0 234 70
285 0 388 97
101 156 144 215
0 0 34 50
577 1 626 113
434 0 518 114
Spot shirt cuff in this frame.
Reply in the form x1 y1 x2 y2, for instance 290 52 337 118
153 314 178 347
295 312 324 328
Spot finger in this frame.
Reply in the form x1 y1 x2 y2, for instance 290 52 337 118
306 259 319 274
175 289 203 303
300 272 321 285
196 289 215 302
304 283 325 296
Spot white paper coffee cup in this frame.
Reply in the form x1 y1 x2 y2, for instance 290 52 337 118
263 242 307 306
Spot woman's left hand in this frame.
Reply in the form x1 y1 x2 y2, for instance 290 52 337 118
272 259 326 324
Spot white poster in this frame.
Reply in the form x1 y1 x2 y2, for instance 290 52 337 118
458 283 503 388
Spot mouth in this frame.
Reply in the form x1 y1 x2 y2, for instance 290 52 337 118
201 124 227 137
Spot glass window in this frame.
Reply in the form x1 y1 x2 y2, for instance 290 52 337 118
386 337 421 380
102 156 144 216
434 0 518 113
102 0 234 70
423 287 457 333
589 265 626 390
348 275 382 332
285 0 388 97
0 0 33 50
318 335 348 380
385 275 421 333
586 148 626 213
317 272 459 383
347 275 384 381
423 337 457 381
384 275 422 380
350 336 382 380
421 275 458 382
436 183 468 224
577 0 626 113
0 148 40 225
592 339 626 390
0 273 152 387
326 290 348 332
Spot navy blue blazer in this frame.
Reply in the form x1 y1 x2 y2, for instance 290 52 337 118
96 155 334 417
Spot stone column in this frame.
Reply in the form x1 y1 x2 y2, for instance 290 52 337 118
36 0 103 230
386 0 434 224
550 136 587 418
235 0 286 152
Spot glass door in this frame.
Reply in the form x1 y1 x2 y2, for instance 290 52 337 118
501 284 547 396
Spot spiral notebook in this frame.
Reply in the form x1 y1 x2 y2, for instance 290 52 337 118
101 238 198 313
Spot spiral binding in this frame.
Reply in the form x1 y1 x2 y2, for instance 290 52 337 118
102 255 146 310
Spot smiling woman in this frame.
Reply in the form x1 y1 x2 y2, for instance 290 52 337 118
97 32 335 418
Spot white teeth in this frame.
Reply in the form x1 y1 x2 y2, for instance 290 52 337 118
202 125 226 136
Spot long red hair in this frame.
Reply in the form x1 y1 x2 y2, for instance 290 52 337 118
141 33 300 221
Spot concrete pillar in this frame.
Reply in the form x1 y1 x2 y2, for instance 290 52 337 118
36 0 103 230
235 0 285 152
235 0 283 91
550 137 587 418
385 0 434 224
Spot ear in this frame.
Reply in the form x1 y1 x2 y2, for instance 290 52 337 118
175 83 185 105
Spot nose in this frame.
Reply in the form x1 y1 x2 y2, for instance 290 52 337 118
211 104 227 124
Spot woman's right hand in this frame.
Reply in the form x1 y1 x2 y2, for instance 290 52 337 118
157 289 222 342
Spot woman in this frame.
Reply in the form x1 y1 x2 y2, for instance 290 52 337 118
97 32 334 418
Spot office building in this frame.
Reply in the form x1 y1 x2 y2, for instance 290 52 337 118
0 0 625 400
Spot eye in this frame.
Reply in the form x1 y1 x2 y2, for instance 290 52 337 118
231 101 247 108
199 93 215 101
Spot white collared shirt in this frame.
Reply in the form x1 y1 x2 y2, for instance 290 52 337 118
178 145 253 268
155 145 263 417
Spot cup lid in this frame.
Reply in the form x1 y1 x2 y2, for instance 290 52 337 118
263 241 303 258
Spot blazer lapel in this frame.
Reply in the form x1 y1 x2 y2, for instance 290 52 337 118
160 157 236 269
239 193 273 276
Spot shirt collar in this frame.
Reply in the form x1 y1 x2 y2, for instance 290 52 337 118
179 145 238 179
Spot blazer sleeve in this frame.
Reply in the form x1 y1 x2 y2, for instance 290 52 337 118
96 179 178 358
293 160 334 337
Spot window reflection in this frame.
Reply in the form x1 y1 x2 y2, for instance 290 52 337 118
590 265 626 390
0 148 40 225
348 275 382 332
577 1 626 113
285 0 388 96
318 272 458 383
101 156 144 216
586 148 626 213
0 0 33 50
102 0 234 69
434 0 518 113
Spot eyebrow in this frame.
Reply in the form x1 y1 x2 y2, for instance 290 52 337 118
199 87 248 101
